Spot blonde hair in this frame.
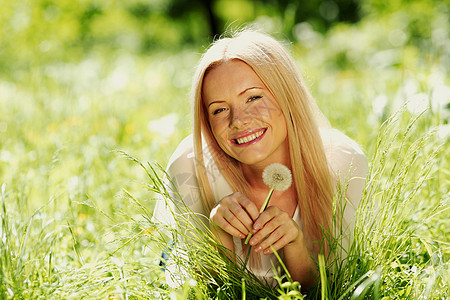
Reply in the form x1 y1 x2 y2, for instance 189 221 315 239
191 30 334 257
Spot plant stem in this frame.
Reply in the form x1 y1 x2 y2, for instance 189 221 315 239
243 187 274 270
244 188 274 244
319 254 327 299
244 245 251 268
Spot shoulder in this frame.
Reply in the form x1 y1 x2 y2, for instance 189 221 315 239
164 135 205 208
320 128 368 180
154 135 207 230
166 135 196 176
166 134 233 204
152 135 196 225
166 134 221 181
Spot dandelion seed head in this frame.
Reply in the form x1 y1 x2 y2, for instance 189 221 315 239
262 163 292 191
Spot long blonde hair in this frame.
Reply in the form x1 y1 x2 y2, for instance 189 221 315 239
191 30 334 256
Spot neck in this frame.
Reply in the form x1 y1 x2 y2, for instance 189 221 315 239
241 165 265 189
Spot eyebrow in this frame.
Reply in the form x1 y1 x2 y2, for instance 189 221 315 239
238 86 263 96
207 86 263 108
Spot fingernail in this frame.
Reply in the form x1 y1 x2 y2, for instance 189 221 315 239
250 239 256 246
240 234 245 239
263 249 270 255
256 246 262 252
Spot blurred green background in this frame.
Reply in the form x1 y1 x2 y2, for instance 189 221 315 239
0 0 449 297
1 0 448 206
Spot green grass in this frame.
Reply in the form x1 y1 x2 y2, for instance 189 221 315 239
1 13 449 299
126 108 448 300
319 111 449 299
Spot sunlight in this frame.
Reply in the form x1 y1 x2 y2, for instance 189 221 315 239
147 113 179 138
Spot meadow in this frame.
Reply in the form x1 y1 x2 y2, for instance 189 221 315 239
1 2 449 299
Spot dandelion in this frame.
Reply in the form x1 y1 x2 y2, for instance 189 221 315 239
262 163 292 192
244 163 292 244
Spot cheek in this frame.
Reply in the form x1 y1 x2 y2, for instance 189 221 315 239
268 105 288 137
209 118 228 138
280 120 289 142
252 100 282 120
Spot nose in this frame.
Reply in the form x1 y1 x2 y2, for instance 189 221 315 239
230 105 251 129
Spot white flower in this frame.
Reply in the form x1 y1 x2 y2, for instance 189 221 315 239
262 163 292 191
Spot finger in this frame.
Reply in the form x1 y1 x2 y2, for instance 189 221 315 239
250 209 295 247
261 233 294 255
251 206 279 232
222 192 257 233
259 222 298 253
210 205 246 239
249 215 279 246
222 207 251 235
255 221 299 254
228 205 254 233
211 214 246 239
254 223 284 252
234 192 259 221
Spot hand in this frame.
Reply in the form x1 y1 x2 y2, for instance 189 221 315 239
247 206 300 255
209 192 260 239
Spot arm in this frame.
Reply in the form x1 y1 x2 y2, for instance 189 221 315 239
330 138 368 251
283 231 316 288
247 206 316 288
151 136 208 288
209 222 235 261
209 192 260 258
275 137 368 286
152 136 206 226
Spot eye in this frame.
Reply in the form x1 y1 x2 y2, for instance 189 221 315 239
248 95 262 102
213 107 227 115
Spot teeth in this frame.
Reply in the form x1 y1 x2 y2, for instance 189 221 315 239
236 130 264 145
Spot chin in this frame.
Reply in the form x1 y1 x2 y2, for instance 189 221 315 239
234 154 267 166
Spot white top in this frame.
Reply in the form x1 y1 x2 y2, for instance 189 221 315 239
152 128 368 286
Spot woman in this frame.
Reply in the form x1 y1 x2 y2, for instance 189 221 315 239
153 30 367 288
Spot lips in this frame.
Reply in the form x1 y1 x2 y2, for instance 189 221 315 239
232 128 267 145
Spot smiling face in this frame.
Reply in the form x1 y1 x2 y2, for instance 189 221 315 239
202 60 289 168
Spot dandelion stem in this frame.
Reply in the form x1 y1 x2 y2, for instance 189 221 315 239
244 188 274 244
260 188 275 213
244 245 251 269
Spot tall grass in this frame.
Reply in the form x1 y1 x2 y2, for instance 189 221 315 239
1 54 448 298
1 106 447 298
1 9 448 298
113 108 448 299
314 110 449 299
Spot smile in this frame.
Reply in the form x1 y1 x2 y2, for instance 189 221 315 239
233 128 267 145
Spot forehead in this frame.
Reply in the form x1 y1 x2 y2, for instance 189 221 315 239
202 60 265 104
